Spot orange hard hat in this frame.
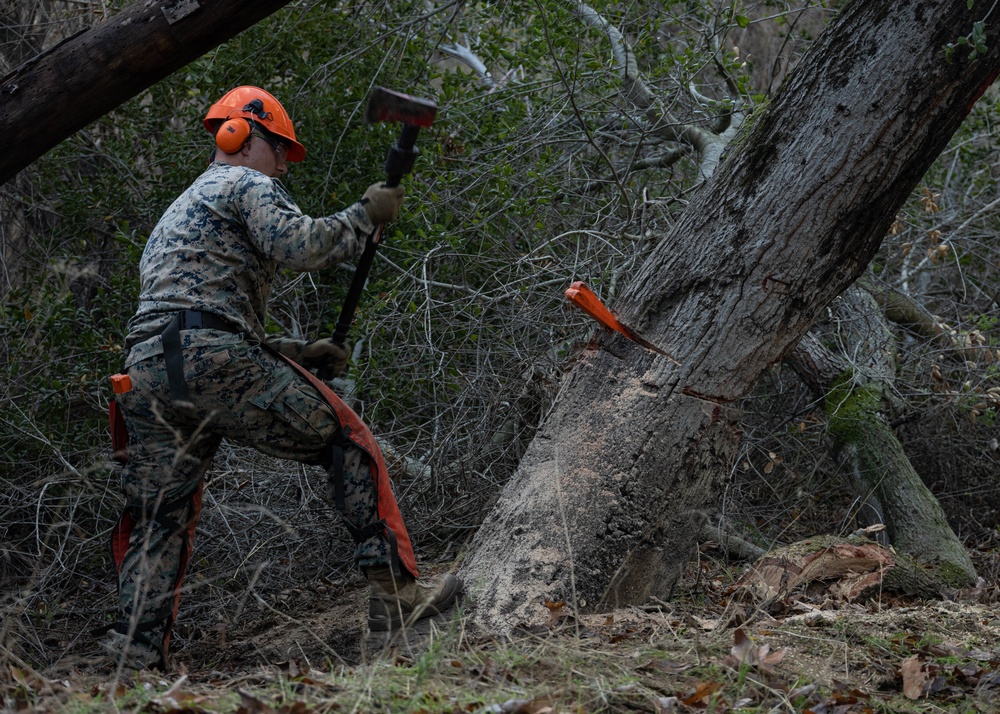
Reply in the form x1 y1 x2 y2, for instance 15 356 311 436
204 86 305 162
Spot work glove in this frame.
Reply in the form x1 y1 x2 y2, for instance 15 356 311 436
300 338 351 378
362 182 404 225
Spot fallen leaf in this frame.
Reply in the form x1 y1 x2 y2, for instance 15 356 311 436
684 615 719 631
276 703 311 714
543 600 568 626
723 628 787 673
489 696 555 713
787 683 818 701
730 628 753 664
236 690 276 714
758 644 787 674
829 679 868 704
681 681 722 706
901 656 929 699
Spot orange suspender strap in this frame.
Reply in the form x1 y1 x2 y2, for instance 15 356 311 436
109 481 204 663
280 356 419 579
110 509 134 572
163 481 203 655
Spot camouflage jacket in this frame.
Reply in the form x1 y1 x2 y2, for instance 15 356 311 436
126 162 373 363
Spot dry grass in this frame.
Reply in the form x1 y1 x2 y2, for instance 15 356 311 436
4 543 1000 713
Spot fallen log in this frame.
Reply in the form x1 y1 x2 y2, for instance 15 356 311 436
732 534 944 614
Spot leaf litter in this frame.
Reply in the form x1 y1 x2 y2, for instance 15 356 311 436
4 550 1000 713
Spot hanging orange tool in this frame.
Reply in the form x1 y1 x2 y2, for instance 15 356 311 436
565 281 681 365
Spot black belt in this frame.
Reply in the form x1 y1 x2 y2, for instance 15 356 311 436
155 310 242 408
129 309 242 346
170 309 241 334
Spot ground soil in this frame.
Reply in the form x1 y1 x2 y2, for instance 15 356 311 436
7 540 999 713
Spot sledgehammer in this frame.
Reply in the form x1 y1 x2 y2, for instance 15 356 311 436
324 87 437 367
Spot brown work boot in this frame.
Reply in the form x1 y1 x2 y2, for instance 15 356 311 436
365 567 463 631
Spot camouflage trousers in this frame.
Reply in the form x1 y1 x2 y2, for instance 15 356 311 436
111 329 389 664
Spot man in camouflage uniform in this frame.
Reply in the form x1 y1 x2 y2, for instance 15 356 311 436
106 86 461 670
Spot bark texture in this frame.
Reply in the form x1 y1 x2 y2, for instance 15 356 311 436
460 0 1000 633
789 288 977 586
0 0 294 185
824 373 978 586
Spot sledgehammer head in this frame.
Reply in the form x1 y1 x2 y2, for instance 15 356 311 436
365 86 437 127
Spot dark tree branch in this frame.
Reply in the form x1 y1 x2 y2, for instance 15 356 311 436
0 0 294 185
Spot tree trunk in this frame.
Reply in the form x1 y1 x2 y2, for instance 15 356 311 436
460 0 1000 633
789 287 977 586
824 371 977 586
0 0 294 185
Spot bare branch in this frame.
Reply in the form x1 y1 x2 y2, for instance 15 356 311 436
571 1 738 181
439 38 496 88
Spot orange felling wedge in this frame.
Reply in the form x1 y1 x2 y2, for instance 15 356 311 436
565 281 681 365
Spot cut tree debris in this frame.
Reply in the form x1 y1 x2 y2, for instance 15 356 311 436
732 535 944 613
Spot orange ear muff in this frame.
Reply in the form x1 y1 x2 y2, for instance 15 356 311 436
216 118 252 154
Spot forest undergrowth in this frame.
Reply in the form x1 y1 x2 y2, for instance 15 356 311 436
4 548 1000 713
3 438 1000 714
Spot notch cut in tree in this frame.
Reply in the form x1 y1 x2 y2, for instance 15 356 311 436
459 0 1000 633
0 0 295 185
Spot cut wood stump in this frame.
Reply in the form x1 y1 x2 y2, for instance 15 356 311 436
732 535 944 613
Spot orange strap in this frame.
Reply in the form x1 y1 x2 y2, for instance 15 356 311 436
280 356 419 578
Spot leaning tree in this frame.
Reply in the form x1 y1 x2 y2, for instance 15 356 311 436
458 0 1000 632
